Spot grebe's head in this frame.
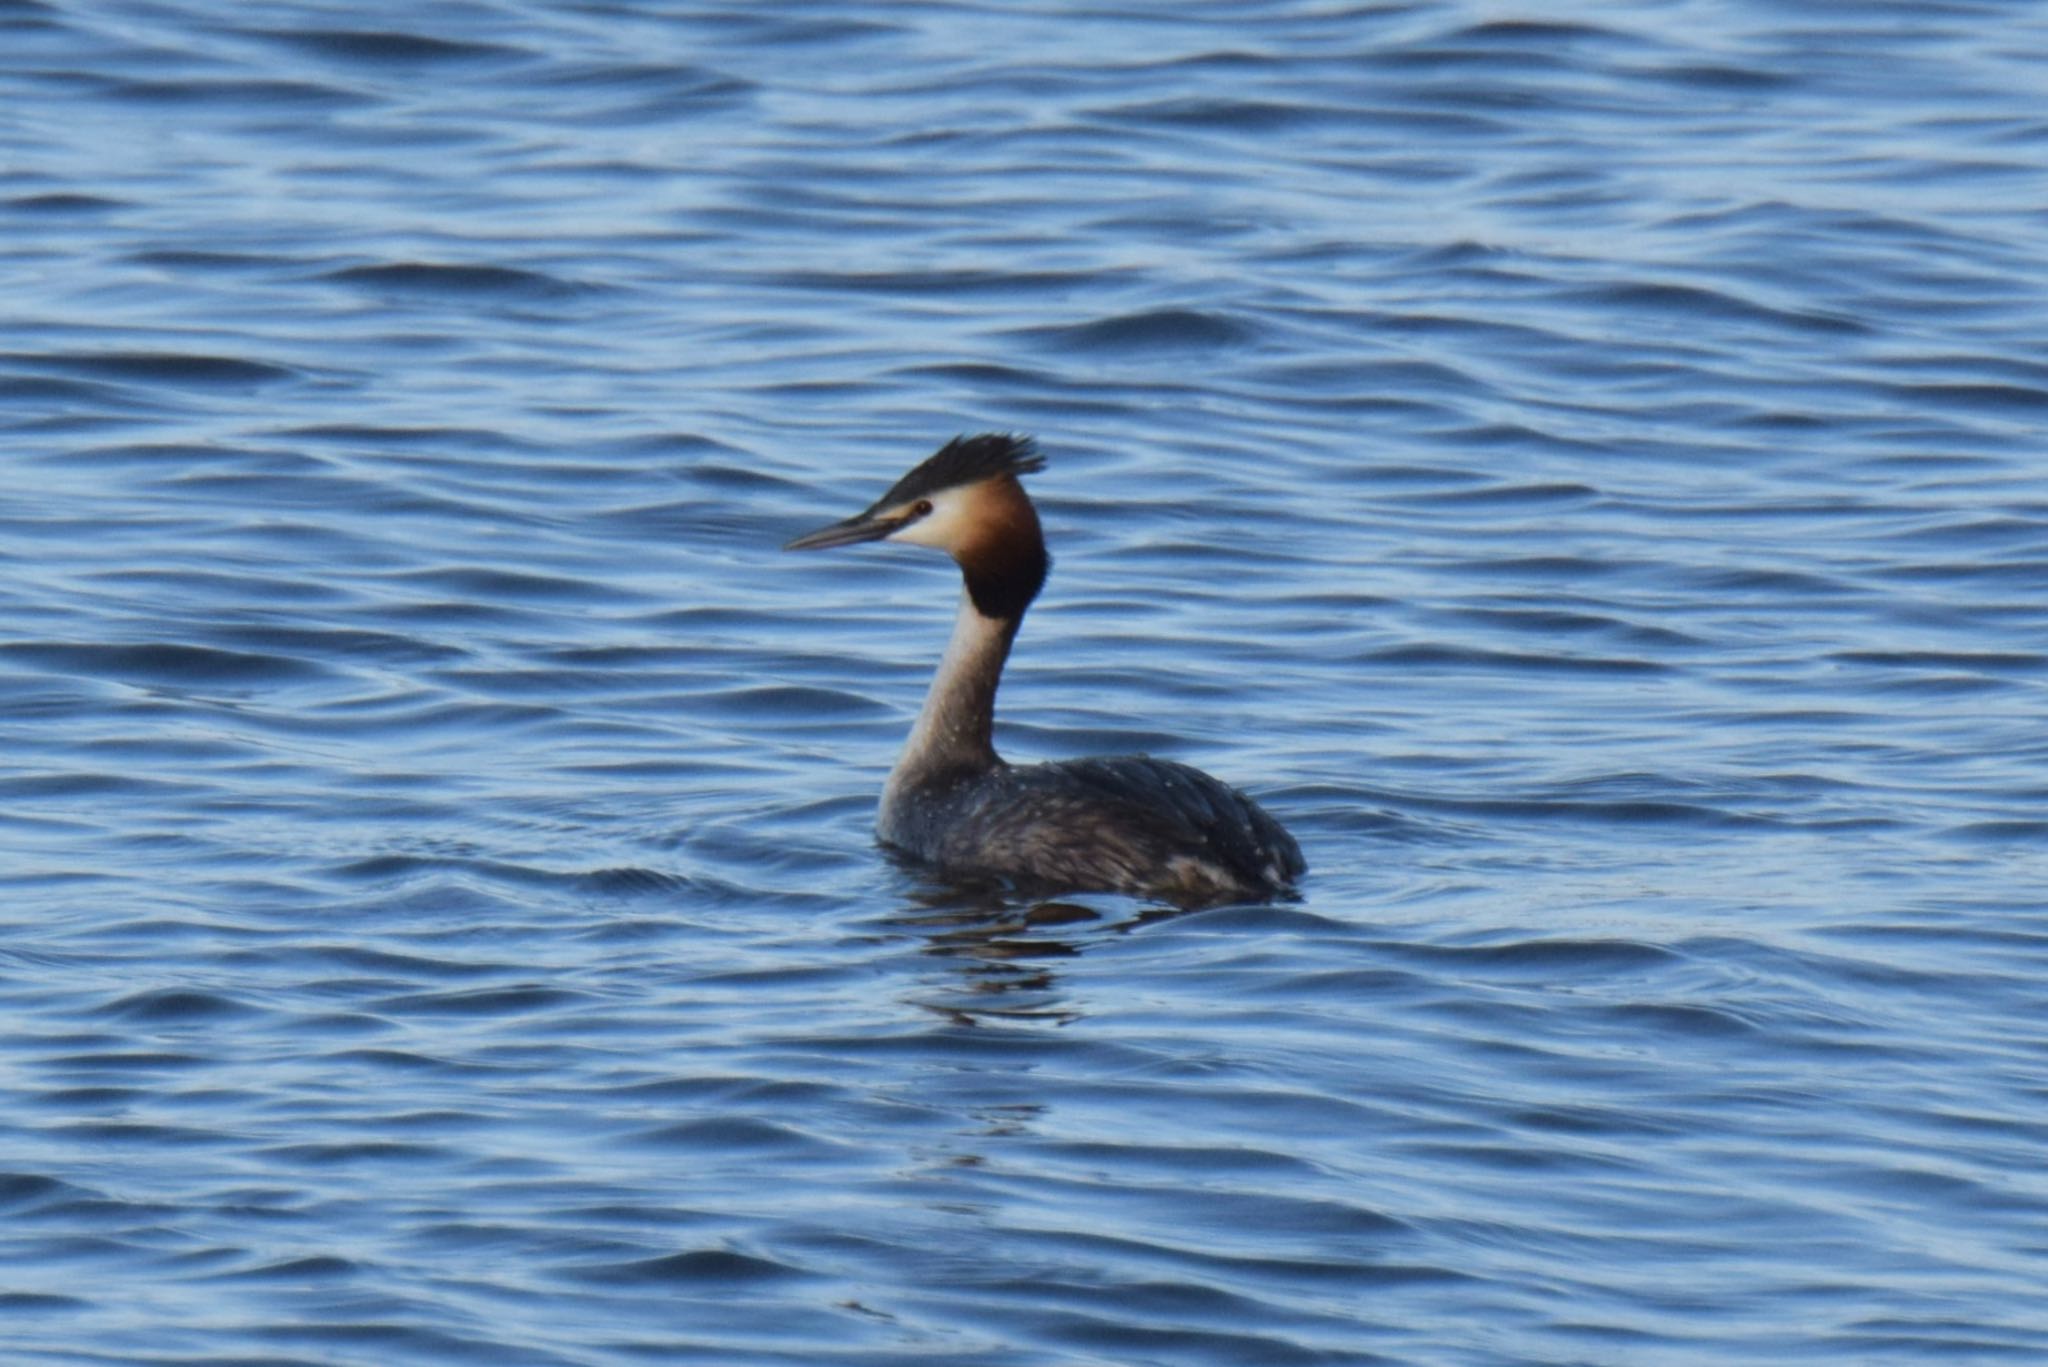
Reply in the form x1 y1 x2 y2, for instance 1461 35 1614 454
785 433 1049 619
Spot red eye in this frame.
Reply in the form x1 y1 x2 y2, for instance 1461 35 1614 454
913 499 933 517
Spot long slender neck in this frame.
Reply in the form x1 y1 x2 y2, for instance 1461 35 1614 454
889 589 1021 787
883 474 1048 807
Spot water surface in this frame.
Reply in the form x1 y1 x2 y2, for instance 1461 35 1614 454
4 2 2047 1363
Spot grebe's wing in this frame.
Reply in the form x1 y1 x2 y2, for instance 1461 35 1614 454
1031 755 1305 893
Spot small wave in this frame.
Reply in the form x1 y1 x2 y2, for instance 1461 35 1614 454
7 192 123 213
1252 357 1482 398
208 1254 359 1282
294 944 505 979
566 1247 811 1287
1365 643 1671 676
1096 96 1349 131
769 266 1103 296
0 350 295 386
523 61 754 122
1449 606 1701 648
0 772 182 801
321 262 587 299
205 624 463 666
896 360 1064 390
1450 19 1634 46
1019 309 1258 356
257 1141 449 1166
626 1117 842 1157
0 1291 88 1310
0 1174 77 1213
1641 62 1800 92
576 866 695 897
1833 649 2044 675
94 989 257 1024
256 27 527 65
103 77 366 107
1881 381 2048 414
687 684 892 720
1565 281 1870 335
124 249 287 270
372 985 590 1017
1596 1001 1761 1037
392 565 616 602
1946 820 2048 844
1399 480 1599 508
1383 937 1682 975
690 14 903 48
0 641 328 687
51 1120 221 1147
1359 785 1776 830
46 1050 205 1074
0 375 134 406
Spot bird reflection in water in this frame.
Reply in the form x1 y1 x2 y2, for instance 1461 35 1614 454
878 861 1197 1027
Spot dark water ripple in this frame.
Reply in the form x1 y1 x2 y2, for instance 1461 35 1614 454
4 0 2048 1363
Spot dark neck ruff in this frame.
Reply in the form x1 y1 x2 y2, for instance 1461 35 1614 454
959 480 1049 622
963 539 1048 621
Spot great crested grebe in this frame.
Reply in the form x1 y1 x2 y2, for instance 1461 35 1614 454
785 433 1305 903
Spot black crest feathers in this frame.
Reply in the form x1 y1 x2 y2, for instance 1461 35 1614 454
875 433 1044 510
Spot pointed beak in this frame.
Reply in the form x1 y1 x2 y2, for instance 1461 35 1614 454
783 508 907 552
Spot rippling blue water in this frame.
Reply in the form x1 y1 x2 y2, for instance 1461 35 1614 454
4 2 2047 1362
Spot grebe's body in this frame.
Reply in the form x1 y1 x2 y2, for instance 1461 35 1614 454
787 434 1304 903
